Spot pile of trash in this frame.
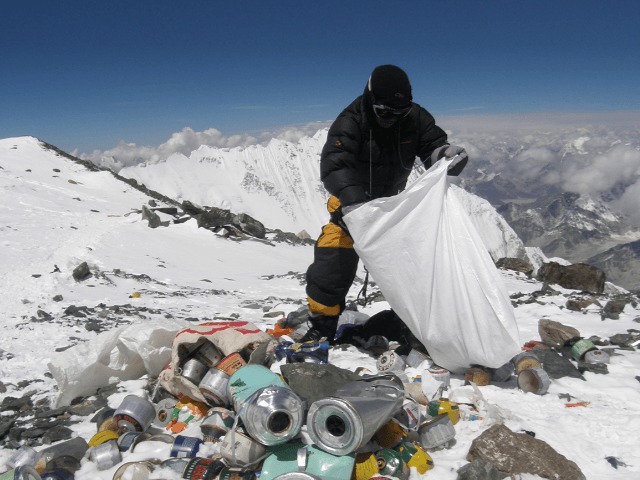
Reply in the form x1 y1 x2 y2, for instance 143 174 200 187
3 314 610 480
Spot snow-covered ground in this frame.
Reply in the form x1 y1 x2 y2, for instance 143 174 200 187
1 137 639 479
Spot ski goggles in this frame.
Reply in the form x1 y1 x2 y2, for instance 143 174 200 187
372 102 412 120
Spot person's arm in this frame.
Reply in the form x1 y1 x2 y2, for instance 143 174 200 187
417 106 469 176
320 112 367 206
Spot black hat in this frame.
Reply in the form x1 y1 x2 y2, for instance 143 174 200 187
368 65 412 108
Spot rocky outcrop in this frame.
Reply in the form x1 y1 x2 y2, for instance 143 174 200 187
537 262 606 293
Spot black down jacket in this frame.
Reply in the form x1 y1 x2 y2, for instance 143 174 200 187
320 92 448 207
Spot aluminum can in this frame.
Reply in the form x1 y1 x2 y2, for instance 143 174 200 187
517 368 551 395
405 349 431 369
198 368 231 407
191 341 223 367
375 449 408 480
113 395 156 432
584 349 610 364
217 467 256 480
182 457 225 480
418 413 456 450
513 351 542 374
376 350 406 374
216 352 247 376
201 407 236 441
153 397 177 428
170 435 203 458
6 446 38 469
181 358 209 385
394 398 422 431
427 365 450 387
90 439 122 470
219 430 267 467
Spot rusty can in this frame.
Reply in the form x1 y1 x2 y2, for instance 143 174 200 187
464 367 491 386
373 421 406 449
216 352 247 376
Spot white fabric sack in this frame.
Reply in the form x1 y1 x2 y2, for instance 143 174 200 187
344 159 521 373
48 318 180 407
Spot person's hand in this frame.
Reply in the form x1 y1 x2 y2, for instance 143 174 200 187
341 202 365 216
431 145 469 176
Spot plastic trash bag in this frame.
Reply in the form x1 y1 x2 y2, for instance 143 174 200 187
343 159 521 373
48 318 180 406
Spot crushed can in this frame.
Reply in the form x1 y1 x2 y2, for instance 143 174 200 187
395 440 434 474
427 398 460 425
375 449 409 480
201 407 236 441
113 394 156 432
418 414 456 450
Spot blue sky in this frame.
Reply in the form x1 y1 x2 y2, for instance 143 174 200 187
2 0 639 154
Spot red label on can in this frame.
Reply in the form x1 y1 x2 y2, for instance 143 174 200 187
113 413 142 432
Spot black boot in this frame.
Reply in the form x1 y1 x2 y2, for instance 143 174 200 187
299 314 339 345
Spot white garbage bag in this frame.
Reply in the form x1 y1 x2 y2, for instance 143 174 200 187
48 318 181 407
343 159 521 372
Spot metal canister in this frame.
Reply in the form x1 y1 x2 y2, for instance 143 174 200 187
199 368 231 407
153 397 177 428
88 429 119 447
216 352 247 376
90 439 122 470
219 430 267 467
181 358 209 385
113 395 156 432
35 438 88 473
6 446 38 470
394 398 422 431
464 367 491 386
117 431 143 452
352 453 379 480
405 349 432 369
3 466 42 480
395 440 434 475
217 467 256 480
418 414 456 450
44 456 81 475
427 365 450 388
376 350 406 374
373 421 406 449
517 368 551 395
584 349 610 364
112 460 158 480
488 361 514 382
181 457 226 480
201 407 236 441
306 378 405 456
39 469 73 480
375 449 409 480
427 398 460 425
170 435 203 458
191 341 223 367
571 339 598 361
513 351 542 374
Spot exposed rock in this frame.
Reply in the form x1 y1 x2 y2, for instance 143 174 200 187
533 348 583 380
181 200 204 216
233 213 266 239
538 319 580 346
457 459 507 480
566 296 601 312
467 424 585 480
141 205 162 228
537 262 605 294
53 294 63 302
495 257 534 277
1 395 33 413
297 229 311 240
609 333 636 348
602 297 632 320
196 207 234 230
72 262 91 281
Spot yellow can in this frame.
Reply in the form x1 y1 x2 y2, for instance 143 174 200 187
396 440 434 474
88 430 119 447
351 452 379 480
427 398 460 425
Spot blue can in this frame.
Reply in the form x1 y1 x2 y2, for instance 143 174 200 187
171 435 203 458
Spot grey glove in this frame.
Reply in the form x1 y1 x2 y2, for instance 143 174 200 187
431 144 469 176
